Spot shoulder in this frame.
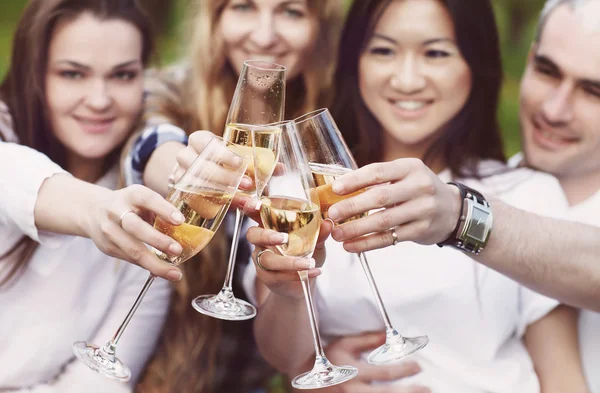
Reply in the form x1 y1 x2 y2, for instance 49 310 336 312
0 100 17 143
461 160 568 217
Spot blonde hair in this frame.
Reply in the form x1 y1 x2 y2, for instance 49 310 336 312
136 1 345 392
149 0 344 135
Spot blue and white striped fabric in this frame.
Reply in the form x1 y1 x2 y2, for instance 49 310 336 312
123 123 188 186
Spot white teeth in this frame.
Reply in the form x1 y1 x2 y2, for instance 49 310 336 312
394 101 427 110
249 55 277 63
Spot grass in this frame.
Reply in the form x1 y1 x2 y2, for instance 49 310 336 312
0 1 532 156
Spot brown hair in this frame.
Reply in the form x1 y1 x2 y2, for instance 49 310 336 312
331 0 505 176
135 1 345 392
144 0 344 134
0 0 154 287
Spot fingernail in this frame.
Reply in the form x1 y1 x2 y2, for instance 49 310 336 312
332 180 344 194
295 258 315 269
171 211 185 224
240 176 253 188
168 242 183 255
268 232 288 244
328 207 339 221
167 269 183 282
331 227 343 240
254 200 263 211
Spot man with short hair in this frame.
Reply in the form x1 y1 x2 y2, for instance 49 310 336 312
513 0 600 390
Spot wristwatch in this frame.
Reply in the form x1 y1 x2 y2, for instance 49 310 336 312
437 182 493 255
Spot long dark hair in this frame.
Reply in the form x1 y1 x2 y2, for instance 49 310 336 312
0 0 154 287
331 0 505 177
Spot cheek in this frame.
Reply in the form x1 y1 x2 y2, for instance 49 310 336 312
115 85 143 122
45 77 80 116
358 58 381 108
219 13 248 47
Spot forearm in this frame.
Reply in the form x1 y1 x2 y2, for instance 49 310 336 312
142 141 185 196
525 306 589 393
34 174 111 238
477 199 600 311
254 289 316 374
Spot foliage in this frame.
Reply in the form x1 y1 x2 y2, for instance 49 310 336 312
0 0 548 156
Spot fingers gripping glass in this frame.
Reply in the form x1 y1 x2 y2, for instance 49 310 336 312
192 60 286 321
72 138 250 381
259 121 358 389
294 108 428 365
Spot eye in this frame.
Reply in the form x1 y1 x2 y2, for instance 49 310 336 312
425 49 450 59
535 63 560 79
368 46 394 56
282 7 305 18
112 70 139 81
60 70 84 79
583 86 600 100
230 1 252 12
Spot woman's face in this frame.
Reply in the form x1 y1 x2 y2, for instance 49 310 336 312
220 0 319 79
45 12 144 175
359 0 471 159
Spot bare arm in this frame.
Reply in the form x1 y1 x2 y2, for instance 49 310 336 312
476 200 600 312
524 305 589 393
327 159 600 312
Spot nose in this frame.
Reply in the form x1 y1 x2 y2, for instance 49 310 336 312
249 13 277 48
390 55 427 94
85 79 112 111
541 81 574 125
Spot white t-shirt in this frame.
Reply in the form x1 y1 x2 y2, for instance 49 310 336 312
510 152 600 393
568 191 600 393
244 163 569 393
0 142 170 392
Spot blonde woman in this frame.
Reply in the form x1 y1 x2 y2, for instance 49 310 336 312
124 1 345 392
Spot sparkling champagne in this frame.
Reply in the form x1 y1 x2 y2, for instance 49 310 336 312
309 163 367 222
153 186 233 265
260 196 322 258
224 123 280 196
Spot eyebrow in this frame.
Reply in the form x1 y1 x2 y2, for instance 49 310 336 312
535 54 600 88
54 59 141 71
372 33 455 46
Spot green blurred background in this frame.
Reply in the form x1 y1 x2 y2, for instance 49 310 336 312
0 0 546 156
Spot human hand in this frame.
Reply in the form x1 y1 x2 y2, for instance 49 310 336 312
175 130 254 209
327 158 461 253
245 214 332 299
293 332 429 393
84 184 186 281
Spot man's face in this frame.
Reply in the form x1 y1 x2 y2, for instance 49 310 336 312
520 5 600 180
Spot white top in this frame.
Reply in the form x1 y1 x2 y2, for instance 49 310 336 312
510 152 600 393
0 141 170 392
244 163 569 393
562 189 600 393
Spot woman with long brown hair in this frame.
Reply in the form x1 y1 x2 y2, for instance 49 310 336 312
121 1 345 392
244 0 589 392
0 0 177 391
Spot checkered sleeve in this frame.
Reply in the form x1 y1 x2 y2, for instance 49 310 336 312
123 123 188 186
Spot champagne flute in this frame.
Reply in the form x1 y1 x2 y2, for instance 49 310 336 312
192 60 286 321
73 137 250 381
259 121 358 389
294 108 429 365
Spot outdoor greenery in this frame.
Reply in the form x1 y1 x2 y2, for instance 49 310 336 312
0 0 547 156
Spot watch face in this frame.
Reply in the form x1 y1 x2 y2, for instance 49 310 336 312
469 205 489 241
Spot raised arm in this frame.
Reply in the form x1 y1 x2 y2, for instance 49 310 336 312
327 158 600 312
0 142 185 281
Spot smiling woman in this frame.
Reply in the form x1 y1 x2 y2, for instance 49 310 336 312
0 0 172 391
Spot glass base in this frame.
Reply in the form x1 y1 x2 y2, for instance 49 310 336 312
192 294 257 321
292 363 358 389
72 341 131 381
367 335 429 365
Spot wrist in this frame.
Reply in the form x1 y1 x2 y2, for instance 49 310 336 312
446 183 462 241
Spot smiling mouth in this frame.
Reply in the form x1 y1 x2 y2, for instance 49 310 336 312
532 117 579 144
392 100 432 110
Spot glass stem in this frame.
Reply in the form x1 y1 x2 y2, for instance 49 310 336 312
298 270 327 359
219 208 245 300
102 273 156 354
357 252 399 338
